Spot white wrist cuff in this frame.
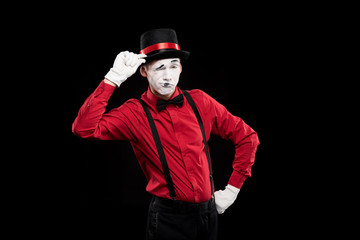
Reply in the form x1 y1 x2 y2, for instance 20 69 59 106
104 68 127 87
226 184 240 195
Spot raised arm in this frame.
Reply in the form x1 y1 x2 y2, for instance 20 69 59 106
72 51 146 140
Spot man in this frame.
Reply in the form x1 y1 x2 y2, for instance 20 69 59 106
72 28 259 240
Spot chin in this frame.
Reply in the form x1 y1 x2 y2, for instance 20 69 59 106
158 88 175 96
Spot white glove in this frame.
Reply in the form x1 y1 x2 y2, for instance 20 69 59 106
105 51 146 87
214 184 240 214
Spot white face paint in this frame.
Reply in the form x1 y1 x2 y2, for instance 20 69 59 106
146 58 181 96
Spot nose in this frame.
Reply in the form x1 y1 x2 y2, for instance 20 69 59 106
163 69 171 81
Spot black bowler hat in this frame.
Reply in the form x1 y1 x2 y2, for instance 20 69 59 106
139 28 190 62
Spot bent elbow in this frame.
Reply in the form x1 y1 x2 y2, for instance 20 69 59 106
72 120 84 138
252 131 260 147
71 120 94 139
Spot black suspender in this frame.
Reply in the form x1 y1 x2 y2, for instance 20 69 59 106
139 99 177 199
182 90 214 198
139 90 214 200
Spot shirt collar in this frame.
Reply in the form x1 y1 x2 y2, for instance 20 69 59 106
141 87 182 112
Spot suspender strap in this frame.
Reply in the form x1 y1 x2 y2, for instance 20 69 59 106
182 90 214 197
139 90 214 200
139 99 177 199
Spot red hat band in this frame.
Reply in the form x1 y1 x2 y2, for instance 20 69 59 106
140 42 180 55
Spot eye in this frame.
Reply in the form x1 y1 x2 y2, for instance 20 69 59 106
170 65 178 69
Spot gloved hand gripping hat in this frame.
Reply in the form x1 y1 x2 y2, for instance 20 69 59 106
140 28 190 63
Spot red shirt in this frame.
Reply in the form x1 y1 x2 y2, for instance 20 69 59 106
72 81 259 203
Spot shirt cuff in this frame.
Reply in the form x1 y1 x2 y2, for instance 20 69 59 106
93 80 116 99
228 171 248 189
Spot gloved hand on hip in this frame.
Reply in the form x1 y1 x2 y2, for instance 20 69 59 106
214 184 240 214
105 51 146 87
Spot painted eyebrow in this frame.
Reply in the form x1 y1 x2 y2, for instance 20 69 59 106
154 60 179 70
155 64 165 70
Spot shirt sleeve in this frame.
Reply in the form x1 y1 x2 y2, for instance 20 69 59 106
203 91 260 189
72 80 137 141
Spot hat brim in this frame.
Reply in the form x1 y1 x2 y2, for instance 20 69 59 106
144 49 190 63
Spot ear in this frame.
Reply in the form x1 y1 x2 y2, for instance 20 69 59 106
140 65 147 77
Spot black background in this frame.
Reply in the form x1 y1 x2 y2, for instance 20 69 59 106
15 4 348 239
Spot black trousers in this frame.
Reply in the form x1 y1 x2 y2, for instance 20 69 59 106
146 196 218 240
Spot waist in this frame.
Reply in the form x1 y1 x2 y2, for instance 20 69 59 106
151 195 215 213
